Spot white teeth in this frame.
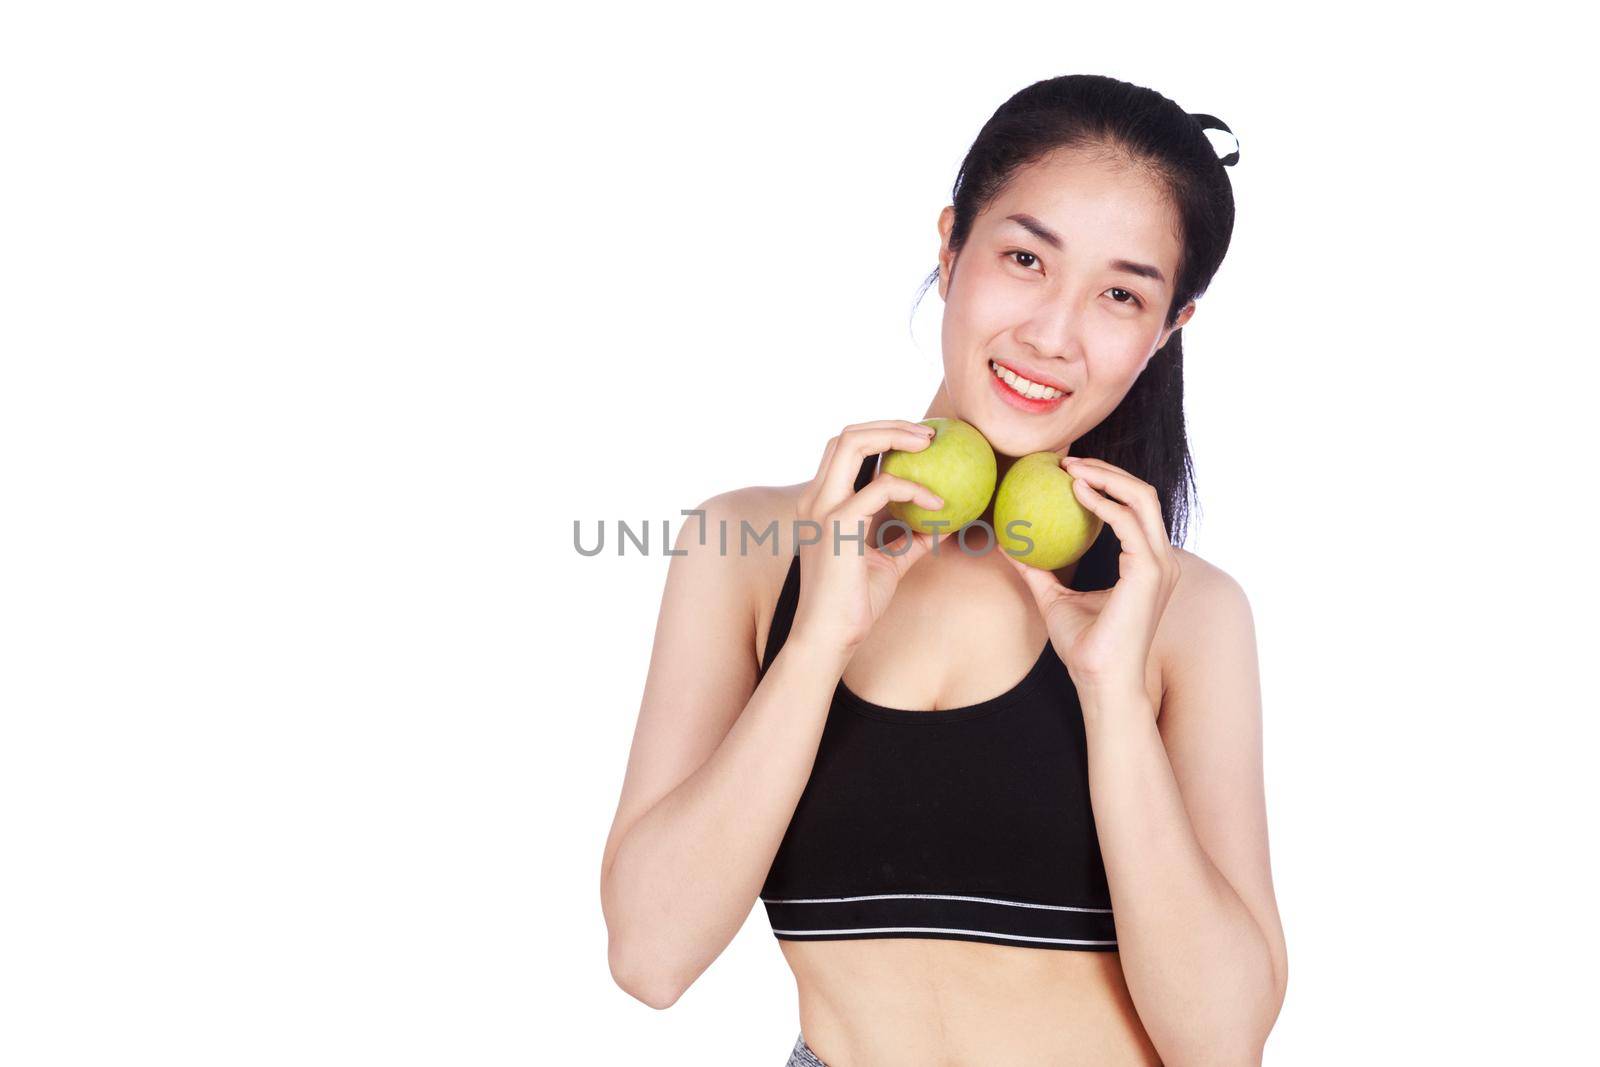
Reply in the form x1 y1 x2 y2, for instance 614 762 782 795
991 361 1065 401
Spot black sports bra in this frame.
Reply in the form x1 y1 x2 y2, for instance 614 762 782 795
755 454 1123 952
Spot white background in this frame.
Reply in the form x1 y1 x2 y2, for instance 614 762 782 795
4 2 1597 1063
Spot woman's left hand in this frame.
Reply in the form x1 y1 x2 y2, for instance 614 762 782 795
1004 455 1181 717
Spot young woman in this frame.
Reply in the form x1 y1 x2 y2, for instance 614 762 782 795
601 74 1287 1066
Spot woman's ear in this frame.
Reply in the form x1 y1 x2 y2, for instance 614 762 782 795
936 206 956 300
1156 300 1197 348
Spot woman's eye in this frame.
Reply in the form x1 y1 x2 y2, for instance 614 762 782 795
1009 252 1142 310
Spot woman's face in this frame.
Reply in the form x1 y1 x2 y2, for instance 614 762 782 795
933 148 1194 458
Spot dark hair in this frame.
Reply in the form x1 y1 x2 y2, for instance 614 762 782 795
911 74 1238 548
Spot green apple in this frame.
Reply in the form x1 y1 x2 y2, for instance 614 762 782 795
880 417 997 535
993 452 1104 570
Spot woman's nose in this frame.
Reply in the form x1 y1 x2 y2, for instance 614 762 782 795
1013 300 1082 362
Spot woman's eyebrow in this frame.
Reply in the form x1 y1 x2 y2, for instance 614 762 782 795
1003 213 1167 285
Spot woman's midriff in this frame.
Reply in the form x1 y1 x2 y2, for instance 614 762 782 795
780 938 1164 1067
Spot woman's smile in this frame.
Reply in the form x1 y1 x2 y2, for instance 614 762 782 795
987 356 1072 414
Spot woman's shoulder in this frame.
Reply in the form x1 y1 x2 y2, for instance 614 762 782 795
670 480 809 663
678 480 807 560
1156 545 1253 692
1169 545 1249 612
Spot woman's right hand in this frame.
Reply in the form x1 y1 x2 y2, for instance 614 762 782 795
789 420 948 658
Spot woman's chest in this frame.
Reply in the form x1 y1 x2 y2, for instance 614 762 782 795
837 557 1169 720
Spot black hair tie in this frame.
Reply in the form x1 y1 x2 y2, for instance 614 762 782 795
1189 113 1240 167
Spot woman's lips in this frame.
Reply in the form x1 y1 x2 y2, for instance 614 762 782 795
988 359 1070 414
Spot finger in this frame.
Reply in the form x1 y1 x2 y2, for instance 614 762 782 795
1062 458 1168 556
811 435 841 487
1062 454 1129 477
876 529 937 579
1064 455 1158 543
837 472 943 521
814 426 936 515
1065 468 1161 568
1004 551 1070 612
829 419 940 456
842 419 940 434
808 419 926 486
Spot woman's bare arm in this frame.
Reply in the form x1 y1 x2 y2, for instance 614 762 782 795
599 487 847 1009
